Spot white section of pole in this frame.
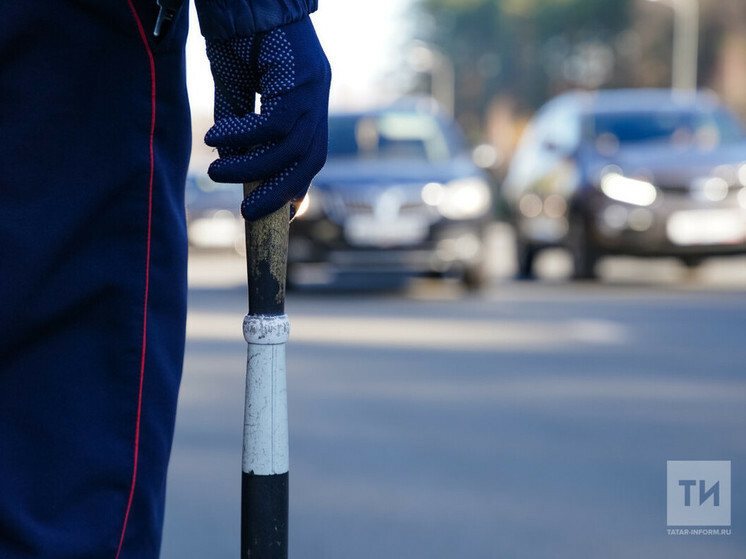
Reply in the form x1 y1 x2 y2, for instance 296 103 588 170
242 339 289 476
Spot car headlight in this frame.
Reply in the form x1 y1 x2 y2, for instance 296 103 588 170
600 172 657 207
422 177 491 219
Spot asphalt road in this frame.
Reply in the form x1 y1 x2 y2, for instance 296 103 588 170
161 233 746 558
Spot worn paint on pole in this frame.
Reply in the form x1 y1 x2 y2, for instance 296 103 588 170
244 183 290 315
241 181 290 559
242 315 290 476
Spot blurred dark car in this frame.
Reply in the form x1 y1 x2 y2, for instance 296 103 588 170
289 99 494 289
502 89 746 279
185 174 243 252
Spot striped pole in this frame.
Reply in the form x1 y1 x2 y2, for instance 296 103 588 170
241 181 290 558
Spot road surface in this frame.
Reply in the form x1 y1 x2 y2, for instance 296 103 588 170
161 232 746 558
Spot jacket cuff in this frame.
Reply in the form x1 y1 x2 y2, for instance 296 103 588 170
195 0 318 39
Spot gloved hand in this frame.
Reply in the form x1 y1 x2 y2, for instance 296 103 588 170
204 15 331 221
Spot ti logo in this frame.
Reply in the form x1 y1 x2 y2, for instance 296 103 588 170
667 461 731 527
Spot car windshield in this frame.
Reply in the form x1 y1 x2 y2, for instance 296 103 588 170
587 109 745 152
328 112 455 162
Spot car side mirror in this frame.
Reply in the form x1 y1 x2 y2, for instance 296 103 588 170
542 139 575 158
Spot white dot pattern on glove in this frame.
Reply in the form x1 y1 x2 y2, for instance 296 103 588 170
241 162 299 220
206 37 258 116
258 29 296 97
210 139 279 173
205 29 296 151
204 16 328 221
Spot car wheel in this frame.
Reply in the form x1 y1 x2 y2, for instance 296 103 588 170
515 234 538 280
679 255 704 269
462 261 486 291
568 215 600 280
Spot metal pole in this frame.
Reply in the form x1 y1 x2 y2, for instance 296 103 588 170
241 181 291 558
408 41 455 116
672 0 699 93
647 0 699 94
432 50 455 118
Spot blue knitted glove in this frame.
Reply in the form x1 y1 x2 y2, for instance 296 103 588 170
204 16 331 221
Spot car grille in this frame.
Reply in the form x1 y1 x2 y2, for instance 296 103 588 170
321 185 439 225
656 182 742 199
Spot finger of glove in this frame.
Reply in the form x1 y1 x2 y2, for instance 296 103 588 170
240 164 297 221
240 155 321 222
239 119 328 221
206 99 326 167
204 112 271 149
213 86 253 125
209 89 254 162
207 110 320 183
204 85 316 149
206 38 258 115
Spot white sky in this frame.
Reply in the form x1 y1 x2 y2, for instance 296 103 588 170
186 0 414 117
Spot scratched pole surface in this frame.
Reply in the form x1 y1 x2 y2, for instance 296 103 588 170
244 182 290 316
241 180 290 559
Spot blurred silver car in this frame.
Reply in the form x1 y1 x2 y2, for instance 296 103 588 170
185 174 243 252
289 100 494 289
503 89 746 279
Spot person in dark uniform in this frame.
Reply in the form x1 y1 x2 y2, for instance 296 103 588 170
0 1 329 557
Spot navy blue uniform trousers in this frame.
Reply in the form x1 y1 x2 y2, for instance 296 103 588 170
0 1 191 557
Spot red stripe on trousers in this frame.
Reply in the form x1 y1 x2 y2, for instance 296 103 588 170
116 2 156 557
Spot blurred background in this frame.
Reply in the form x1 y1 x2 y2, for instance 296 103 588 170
162 1 746 557
189 0 746 182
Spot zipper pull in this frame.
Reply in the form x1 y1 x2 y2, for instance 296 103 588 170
153 0 184 38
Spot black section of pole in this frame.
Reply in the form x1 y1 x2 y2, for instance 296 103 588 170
243 182 289 317
241 472 289 558
242 181 290 559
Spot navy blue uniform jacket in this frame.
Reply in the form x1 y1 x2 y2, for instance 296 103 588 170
0 0 315 557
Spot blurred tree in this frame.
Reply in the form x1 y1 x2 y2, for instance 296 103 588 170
415 0 746 170
416 0 632 130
